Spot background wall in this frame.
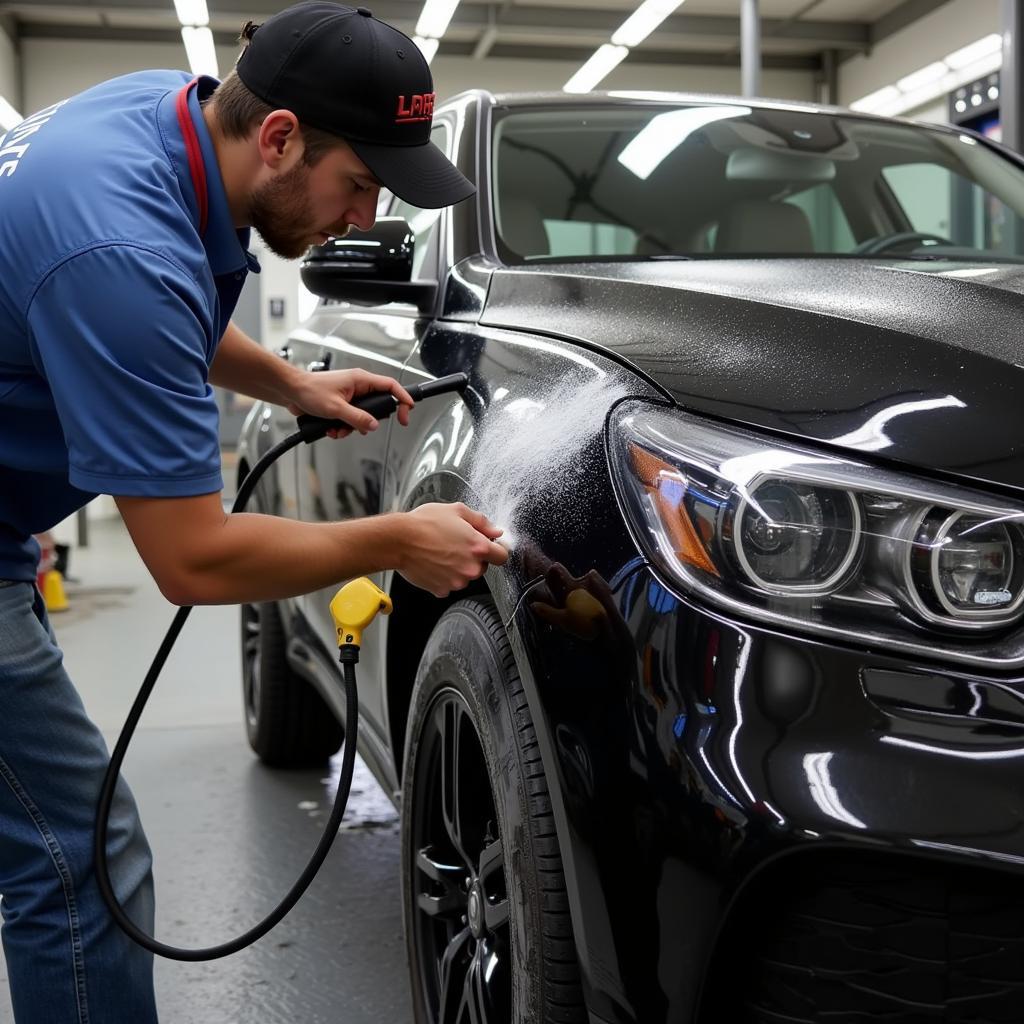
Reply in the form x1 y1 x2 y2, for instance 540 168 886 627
21 39 243 113
0 18 19 112
838 0 1000 118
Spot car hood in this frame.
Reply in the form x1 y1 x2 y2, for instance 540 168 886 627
480 258 1024 495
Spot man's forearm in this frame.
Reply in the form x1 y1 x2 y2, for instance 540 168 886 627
119 494 408 605
209 320 302 404
182 513 412 605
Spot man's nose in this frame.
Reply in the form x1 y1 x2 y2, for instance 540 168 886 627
347 195 377 233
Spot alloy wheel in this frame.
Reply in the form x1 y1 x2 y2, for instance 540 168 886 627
411 690 512 1023
241 602 262 730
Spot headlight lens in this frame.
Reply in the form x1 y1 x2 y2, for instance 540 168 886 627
909 509 1024 619
732 479 860 592
610 402 1024 667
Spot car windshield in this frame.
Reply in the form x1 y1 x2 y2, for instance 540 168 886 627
491 102 1024 264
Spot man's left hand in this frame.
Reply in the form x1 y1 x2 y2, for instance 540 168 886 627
286 368 415 438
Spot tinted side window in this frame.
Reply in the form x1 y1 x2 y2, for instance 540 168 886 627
881 162 1018 251
883 164 955 238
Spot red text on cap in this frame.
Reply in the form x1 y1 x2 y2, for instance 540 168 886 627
396 93 435 123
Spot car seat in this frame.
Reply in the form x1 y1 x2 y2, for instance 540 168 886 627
714 199 814 254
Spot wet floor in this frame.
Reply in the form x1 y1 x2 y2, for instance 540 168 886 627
0 516 412 1024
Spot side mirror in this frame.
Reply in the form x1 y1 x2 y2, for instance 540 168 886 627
300 217 437 311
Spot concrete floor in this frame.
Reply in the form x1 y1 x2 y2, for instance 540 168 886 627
0 513 412 1023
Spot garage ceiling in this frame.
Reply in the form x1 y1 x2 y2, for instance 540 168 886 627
0 0 951 69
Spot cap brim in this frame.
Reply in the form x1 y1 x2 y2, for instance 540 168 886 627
349 137 475 209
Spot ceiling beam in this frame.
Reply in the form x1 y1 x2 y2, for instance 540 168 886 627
493 9 868 49
475 42 822 69
870 0 953 46
18 21 246 46
472 23 499 60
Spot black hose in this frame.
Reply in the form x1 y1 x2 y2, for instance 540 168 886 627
94 371 468 961
94 430 362 961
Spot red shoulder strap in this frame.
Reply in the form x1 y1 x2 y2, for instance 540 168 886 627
175 79 208 237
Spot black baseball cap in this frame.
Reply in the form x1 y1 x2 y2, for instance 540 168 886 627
235 1 474 209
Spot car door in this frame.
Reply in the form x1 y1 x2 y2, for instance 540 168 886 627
295 121 454 740
260 307 346 518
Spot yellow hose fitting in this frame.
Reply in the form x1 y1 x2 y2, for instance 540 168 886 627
330 577 393 650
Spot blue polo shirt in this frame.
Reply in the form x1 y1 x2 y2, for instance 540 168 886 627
0 70 259 581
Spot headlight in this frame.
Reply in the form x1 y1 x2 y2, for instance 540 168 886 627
731 479 860 593
609 401 1024 667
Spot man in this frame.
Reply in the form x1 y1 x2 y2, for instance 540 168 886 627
0 3 507 1020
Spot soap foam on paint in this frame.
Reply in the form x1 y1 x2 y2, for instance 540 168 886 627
467 372 628 547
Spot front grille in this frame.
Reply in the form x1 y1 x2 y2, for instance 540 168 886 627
700 853 1024 1023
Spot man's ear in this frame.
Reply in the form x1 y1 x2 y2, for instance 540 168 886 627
257 110 303 170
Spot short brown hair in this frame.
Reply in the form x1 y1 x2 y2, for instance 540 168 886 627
205 67 343 167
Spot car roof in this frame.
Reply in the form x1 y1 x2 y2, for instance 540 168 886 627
438 87 949 133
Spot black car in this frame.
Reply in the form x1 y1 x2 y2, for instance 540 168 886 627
237 90 1024 1024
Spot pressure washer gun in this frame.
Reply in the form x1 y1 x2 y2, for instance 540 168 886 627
295 372 469 443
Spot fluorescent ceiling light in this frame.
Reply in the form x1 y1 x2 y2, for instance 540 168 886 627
611 0 685 48
181 25 219 78
850 33 1006 118
416 0 461 39
896 61 947 92
173 0 209 26
618 105 750 179
893 80 954 115
886 48 1001 117
413 35 439 63
944 33 1001 70
849 85 899 113
0 95 22 132
563 44 629 94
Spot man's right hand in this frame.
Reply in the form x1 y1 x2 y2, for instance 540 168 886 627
398 502 509 598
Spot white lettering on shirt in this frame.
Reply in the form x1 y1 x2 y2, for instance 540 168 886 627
4 123 41 145
0 98 69 180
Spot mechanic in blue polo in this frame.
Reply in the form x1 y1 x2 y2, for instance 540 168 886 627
0 3 507 1020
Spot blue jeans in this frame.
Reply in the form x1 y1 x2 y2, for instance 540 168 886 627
0 582 157 1023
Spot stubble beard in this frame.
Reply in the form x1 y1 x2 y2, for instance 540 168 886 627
249 162 320 260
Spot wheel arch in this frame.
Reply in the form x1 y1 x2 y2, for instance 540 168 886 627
385 569 491 785
383 467 531 787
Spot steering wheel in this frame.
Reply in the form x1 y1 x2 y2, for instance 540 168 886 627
853 230 955 256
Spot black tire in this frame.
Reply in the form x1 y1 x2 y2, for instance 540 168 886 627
401 598 585 1024
241 599 344 767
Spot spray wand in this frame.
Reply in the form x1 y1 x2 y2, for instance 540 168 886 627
94 373 469 962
